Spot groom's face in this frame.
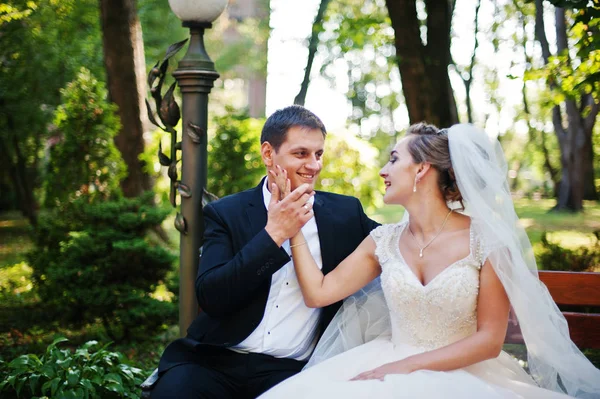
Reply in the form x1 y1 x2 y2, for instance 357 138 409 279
262 126 324 192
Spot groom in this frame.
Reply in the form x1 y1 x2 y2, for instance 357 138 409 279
151 105 379 398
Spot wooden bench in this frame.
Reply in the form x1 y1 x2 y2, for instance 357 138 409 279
505 270 600 348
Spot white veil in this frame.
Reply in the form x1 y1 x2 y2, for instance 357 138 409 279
306 123 600 398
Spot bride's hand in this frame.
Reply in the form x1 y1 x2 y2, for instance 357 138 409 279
350 360 414 381
269 165 291 201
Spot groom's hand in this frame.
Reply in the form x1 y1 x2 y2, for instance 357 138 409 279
265 183 314 247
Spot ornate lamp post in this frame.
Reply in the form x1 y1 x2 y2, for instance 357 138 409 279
167 0 227 336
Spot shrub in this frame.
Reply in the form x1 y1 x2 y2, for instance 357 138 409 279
0 337 147 399
537 230 600 272
29 193 177 341
207 109 265 198
43 67 126 208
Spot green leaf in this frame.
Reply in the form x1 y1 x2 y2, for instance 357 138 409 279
62 388 80 399
56 357 72 369
9 354 36 369
79 378 95 393
104 381 125 395
50 377 62 397
103 372 123 385
15 377 26 396
81 340 99 350
46 337 69 353
29 373 41 395
118 366 134 381
67 368 80 386
40 364 56 379
6 375 16 388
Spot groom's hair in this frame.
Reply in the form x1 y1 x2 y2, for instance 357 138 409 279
406 122 463 205
261 105 327 152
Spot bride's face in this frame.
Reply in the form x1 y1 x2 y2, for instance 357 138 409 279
379 138 418 205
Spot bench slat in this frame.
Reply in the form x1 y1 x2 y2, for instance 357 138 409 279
538 271 600 307
505 312 600 349
562 312 600 349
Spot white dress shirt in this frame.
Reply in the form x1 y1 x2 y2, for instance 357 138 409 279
231 178 323 360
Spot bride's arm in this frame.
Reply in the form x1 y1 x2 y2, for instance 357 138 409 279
353 260 509 379
290 232 381 308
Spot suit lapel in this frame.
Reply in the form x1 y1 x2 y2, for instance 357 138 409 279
314 194 336 275
245 179 268 238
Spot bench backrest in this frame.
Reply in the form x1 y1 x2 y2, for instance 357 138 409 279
505 270 600 348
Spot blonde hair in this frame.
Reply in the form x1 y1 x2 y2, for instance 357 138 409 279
405 122 463 205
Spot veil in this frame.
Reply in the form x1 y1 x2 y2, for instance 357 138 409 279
306 123 600 398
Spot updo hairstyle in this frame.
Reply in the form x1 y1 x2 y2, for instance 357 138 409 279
405 122 463 205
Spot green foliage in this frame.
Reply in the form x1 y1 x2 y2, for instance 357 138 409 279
207 110 265 197
43 68 126 207
0 2 34 24
525 5 600 103
319 0 399 137
0 337 146 398
137 0 187 70
537 230 600 272
316 131 382 212
28 193 176 341
0 0 103 212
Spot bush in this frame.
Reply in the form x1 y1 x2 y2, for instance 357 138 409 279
43 67 126 208
316 130 382 212
0 337 147 399
207 109 265 198
537 230 600 272
29 193 176 341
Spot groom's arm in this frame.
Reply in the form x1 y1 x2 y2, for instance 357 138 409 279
196 184 313 318
195 202 291 318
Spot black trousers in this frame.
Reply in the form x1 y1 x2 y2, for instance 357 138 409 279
151 342 306 399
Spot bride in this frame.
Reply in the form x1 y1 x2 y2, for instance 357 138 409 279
259 123 600 398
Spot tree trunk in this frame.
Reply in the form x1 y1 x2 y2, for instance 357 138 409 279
385 0 458 128
583 97 599 200
99 0 151 197
534 2 598 211
518 4 559 192
294 0 331 106
0 111 38 225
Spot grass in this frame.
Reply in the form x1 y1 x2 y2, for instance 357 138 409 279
1 198 599 370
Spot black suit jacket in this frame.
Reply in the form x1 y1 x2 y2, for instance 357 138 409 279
159 179 379 371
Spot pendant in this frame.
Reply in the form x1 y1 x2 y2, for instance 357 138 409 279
419 249 423 258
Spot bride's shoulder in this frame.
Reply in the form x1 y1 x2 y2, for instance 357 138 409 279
369 222 405 240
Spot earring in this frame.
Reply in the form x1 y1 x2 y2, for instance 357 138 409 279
413 176 418 193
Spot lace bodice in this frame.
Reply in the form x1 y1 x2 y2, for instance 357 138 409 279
371 222 484 350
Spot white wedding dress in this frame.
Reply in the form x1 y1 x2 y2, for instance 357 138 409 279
259 222 572 398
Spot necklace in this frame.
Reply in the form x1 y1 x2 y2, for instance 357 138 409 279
408 209 453 258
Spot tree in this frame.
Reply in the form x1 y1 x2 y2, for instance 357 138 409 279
533 0 599 210
299 0 458 144
294 0 331 106
450 0 481 124
385 0 458 127
0 0 103 223
99 0 152 197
